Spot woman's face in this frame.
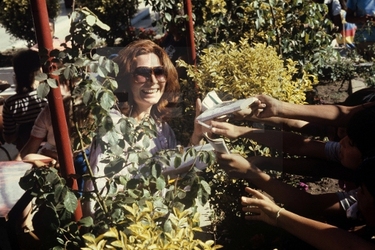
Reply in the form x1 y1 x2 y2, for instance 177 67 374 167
339 136 362 169
130 53 166 112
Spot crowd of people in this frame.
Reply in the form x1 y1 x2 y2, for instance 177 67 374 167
1 2 375 247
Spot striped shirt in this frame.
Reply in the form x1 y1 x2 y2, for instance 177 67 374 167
2 90 47 136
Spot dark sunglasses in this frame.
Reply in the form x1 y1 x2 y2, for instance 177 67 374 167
133 66 166 83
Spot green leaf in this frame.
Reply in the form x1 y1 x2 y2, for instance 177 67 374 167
156 177 166 190
63 191 78 213
79 216 94 227
19 169 36 190
46 78 58 88
96 19 110 31
37 82 50 98
34 72 48 82
99 91 116 110
164 219 172 233
104 158 125 177
97 65 108 78
54 184 65 203
86 15 96 26
128 152 138 163
200 180 211 194
165 12 172 22
174 156 182 169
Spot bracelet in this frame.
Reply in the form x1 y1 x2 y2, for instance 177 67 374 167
276 207 285 224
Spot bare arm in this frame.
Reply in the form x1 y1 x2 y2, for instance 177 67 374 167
211 121 327 159
217 153 344 217
190 98 206 146
242 187 374 250
255 94 375 127
17 136 44 160
248 156 356 181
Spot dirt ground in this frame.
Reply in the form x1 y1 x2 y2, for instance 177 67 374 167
303 79 351 195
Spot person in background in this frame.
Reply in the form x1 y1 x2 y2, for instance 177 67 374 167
2 49 47 150
17 96 92 191
330 0 357 49
239 156 375 249
346 0 375 59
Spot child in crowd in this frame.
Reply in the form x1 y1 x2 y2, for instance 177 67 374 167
2 49 47 150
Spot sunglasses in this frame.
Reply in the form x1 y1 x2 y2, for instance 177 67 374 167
133 66 166 83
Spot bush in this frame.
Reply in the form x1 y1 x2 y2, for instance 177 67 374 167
179 39 316 104
19 8 221 249
76 0 143 47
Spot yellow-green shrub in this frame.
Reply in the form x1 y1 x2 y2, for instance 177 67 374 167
179 38 317 104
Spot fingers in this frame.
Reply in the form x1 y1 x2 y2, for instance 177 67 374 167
244 187 263 198
195 98 202 117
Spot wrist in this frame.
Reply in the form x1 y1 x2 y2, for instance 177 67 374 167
275 207 285 226
190 134 202 146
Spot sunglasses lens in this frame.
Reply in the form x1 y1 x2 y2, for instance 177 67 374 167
153 67 165 76
133 67 165 83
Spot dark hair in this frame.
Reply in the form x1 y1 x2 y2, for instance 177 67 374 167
12 49 41 94
112 39 180 121
340 87 375 106
347 106 375 159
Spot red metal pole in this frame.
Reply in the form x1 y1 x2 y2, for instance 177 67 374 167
29 0 82 220
184 0 196 66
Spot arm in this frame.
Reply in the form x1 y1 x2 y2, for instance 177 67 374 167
211 121 327 159
245 116 336 138
189 98 207 146
2 102 17 144
242 187 374 250
17 136 45 160
255 94 375 127
217 153 344 217
248 156 357 181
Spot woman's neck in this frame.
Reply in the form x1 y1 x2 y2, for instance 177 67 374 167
130 105 152 122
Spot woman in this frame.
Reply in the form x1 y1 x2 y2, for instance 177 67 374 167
2 49 47 150
88 40 204 188
240 156 375 249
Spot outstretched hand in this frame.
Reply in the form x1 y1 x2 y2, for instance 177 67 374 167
241 187 282 226
255 94 283 118
210 120 243 139
232 98 266 120
216 153 262 179
191 98 209 145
